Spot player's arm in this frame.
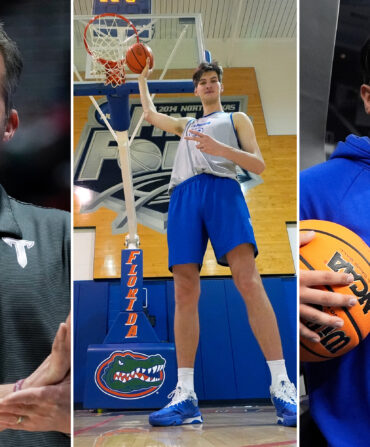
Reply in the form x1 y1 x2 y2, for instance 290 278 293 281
299 231 357 342
184 112 265 175
229 112 265 174
138 59 191 137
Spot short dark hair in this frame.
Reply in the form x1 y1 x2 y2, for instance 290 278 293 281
193 61 223 87
0 23 23 117
360 38 370 85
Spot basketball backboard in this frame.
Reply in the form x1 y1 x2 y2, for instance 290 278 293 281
74 14 206 85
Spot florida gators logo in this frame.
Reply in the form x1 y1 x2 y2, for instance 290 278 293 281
95 350 166 399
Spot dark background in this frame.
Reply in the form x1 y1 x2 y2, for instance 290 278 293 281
0 0 70 210
326 0 370 150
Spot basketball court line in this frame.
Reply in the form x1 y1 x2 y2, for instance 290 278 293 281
74 414 125 436
240 441 295 447
74 406 297 446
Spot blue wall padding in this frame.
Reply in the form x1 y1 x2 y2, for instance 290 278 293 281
108 282 123 329
74 281 109 403
224 280 269 398
144 280 168 342
74 276 296 404
165 281 175 343
280 277 297 382
263 277 297 384
198 280 238 400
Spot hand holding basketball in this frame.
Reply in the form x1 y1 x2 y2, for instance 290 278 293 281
299 232 356 343
299 220 370 361
126 42 153 74
140 58 153 80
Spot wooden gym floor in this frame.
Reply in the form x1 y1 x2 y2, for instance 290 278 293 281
74 405 297 447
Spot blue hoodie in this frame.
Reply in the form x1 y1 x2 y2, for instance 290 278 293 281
300 134 370 447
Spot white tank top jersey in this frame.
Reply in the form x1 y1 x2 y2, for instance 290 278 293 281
168 111 241 194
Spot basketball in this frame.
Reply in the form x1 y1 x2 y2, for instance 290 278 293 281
125 42 154 74
300 220 370 362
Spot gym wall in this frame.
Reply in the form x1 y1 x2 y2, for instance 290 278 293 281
74 67 296 278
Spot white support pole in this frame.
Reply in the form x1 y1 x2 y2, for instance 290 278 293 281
116 131 138 248
74 65 139 247
74 22 190 248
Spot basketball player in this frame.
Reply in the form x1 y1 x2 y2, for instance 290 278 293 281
138 59 297 427
0 25 71 446
299 38 370 446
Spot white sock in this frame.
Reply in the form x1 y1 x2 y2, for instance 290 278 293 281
267 359 289 389
176 368 194 393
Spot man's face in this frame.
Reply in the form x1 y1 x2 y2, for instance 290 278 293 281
194 71 223 105
360 83 370 115
0 52 18 147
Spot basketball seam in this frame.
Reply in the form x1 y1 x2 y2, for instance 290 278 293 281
299 228 369 265
299 254 363 344
130 44 145 71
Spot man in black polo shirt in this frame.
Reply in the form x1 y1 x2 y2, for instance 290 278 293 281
0 24 71 446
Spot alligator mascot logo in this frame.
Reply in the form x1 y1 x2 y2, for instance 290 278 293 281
95 350 166 399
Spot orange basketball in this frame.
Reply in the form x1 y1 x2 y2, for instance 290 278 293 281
300 220 370 362
125 43 153 74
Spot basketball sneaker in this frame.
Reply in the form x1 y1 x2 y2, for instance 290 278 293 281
270 377 297 427
149 386 203 426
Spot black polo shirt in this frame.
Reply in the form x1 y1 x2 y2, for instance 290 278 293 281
0 185 70 446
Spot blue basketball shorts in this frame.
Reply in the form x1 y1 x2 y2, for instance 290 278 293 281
167 174 258 271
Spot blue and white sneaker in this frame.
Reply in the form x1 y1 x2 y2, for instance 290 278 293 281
149 387 203 427
270 377 297 427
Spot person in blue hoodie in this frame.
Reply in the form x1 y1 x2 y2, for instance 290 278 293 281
299 39 370 447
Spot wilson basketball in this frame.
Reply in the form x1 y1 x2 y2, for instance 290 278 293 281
125 43 153 74
300 220 370 362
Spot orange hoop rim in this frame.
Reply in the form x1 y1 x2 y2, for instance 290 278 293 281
83 12 140 67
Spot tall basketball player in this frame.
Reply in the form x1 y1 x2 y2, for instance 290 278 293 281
138 60 297 427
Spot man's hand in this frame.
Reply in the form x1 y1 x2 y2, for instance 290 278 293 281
0 374 70 434
185 130 227 157
23 314 71 389
138 57 152 81
300 231 356 342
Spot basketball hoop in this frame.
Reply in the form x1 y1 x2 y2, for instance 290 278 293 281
84 13 140 87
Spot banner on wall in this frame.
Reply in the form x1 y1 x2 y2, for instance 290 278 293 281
74 97 262 234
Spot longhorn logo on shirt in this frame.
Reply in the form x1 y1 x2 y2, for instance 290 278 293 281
74 98 257 235
2 238 35 268
95 350 166 399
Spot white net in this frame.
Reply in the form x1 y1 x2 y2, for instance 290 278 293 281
84 14 139 87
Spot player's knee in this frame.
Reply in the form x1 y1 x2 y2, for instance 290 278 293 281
175 279 200 307
234 271 260 297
